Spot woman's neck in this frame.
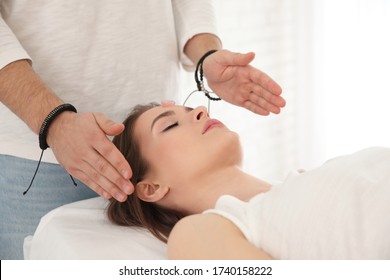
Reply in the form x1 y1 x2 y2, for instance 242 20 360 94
171 166 271 214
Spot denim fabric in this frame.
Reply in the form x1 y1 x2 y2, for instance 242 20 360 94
0 154 97 259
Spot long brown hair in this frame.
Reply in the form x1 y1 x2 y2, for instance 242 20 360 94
107 103 184 243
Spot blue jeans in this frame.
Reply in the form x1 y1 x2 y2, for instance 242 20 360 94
0 154 97 259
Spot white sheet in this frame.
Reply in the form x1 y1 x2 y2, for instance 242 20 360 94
24 197 167 259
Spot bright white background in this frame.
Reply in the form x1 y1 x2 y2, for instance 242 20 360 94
180 0 390 181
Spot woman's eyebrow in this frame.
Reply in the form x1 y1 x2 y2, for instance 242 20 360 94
151 110 175 131
150 107 193 131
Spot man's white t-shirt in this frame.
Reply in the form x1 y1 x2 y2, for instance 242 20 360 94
0 0 218 163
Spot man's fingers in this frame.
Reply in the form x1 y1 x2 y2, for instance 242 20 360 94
91 112 134 184
90 113 135 199
78 153 132 201
49 112 134 201
243 100 270 116
248 94 281 114
70 166 124 201
161 100 176 107
90 140 133 195
249 84 286 109
94 151 132 187
250 69 283 96
93 135 133 177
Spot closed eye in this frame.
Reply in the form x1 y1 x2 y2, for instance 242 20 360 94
162 121 178 132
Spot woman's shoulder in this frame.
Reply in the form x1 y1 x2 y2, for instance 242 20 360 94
167 213 272 259
170 213 235 237
167 214 237 259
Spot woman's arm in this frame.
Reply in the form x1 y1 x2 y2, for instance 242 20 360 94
168 213 272 260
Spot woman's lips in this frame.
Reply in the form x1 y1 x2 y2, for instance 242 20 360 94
202 119 224 134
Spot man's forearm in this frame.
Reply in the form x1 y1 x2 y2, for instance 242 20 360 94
0 60 63 134
183 33 222 64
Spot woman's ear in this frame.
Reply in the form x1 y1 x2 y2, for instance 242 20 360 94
135 181 169 202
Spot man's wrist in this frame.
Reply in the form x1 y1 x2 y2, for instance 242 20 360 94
184 33 222 64
45 109 77 148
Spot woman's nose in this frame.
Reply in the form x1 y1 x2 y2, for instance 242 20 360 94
192 106 209 121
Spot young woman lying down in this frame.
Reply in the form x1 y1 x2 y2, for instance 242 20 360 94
107 102 390 259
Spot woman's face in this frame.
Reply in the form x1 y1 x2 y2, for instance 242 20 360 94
133 105 242 186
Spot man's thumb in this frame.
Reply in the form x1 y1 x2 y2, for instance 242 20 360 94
230 51 255 66
94 113 124 136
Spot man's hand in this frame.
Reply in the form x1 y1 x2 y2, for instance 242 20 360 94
47 111 134 201
203 50 286 115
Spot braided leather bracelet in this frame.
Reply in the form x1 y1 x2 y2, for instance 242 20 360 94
194 50 221 101
24 103 77 195
39 103 77 150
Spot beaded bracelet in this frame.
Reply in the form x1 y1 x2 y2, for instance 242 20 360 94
194 50 221 101
24 103 77 195
39 103 77 150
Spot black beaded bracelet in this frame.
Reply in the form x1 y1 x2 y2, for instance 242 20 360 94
194 49 221 101
24 103 78 196
39 103 77 150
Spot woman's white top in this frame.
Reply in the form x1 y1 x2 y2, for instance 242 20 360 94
205 147 390 259
0 0 218 163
